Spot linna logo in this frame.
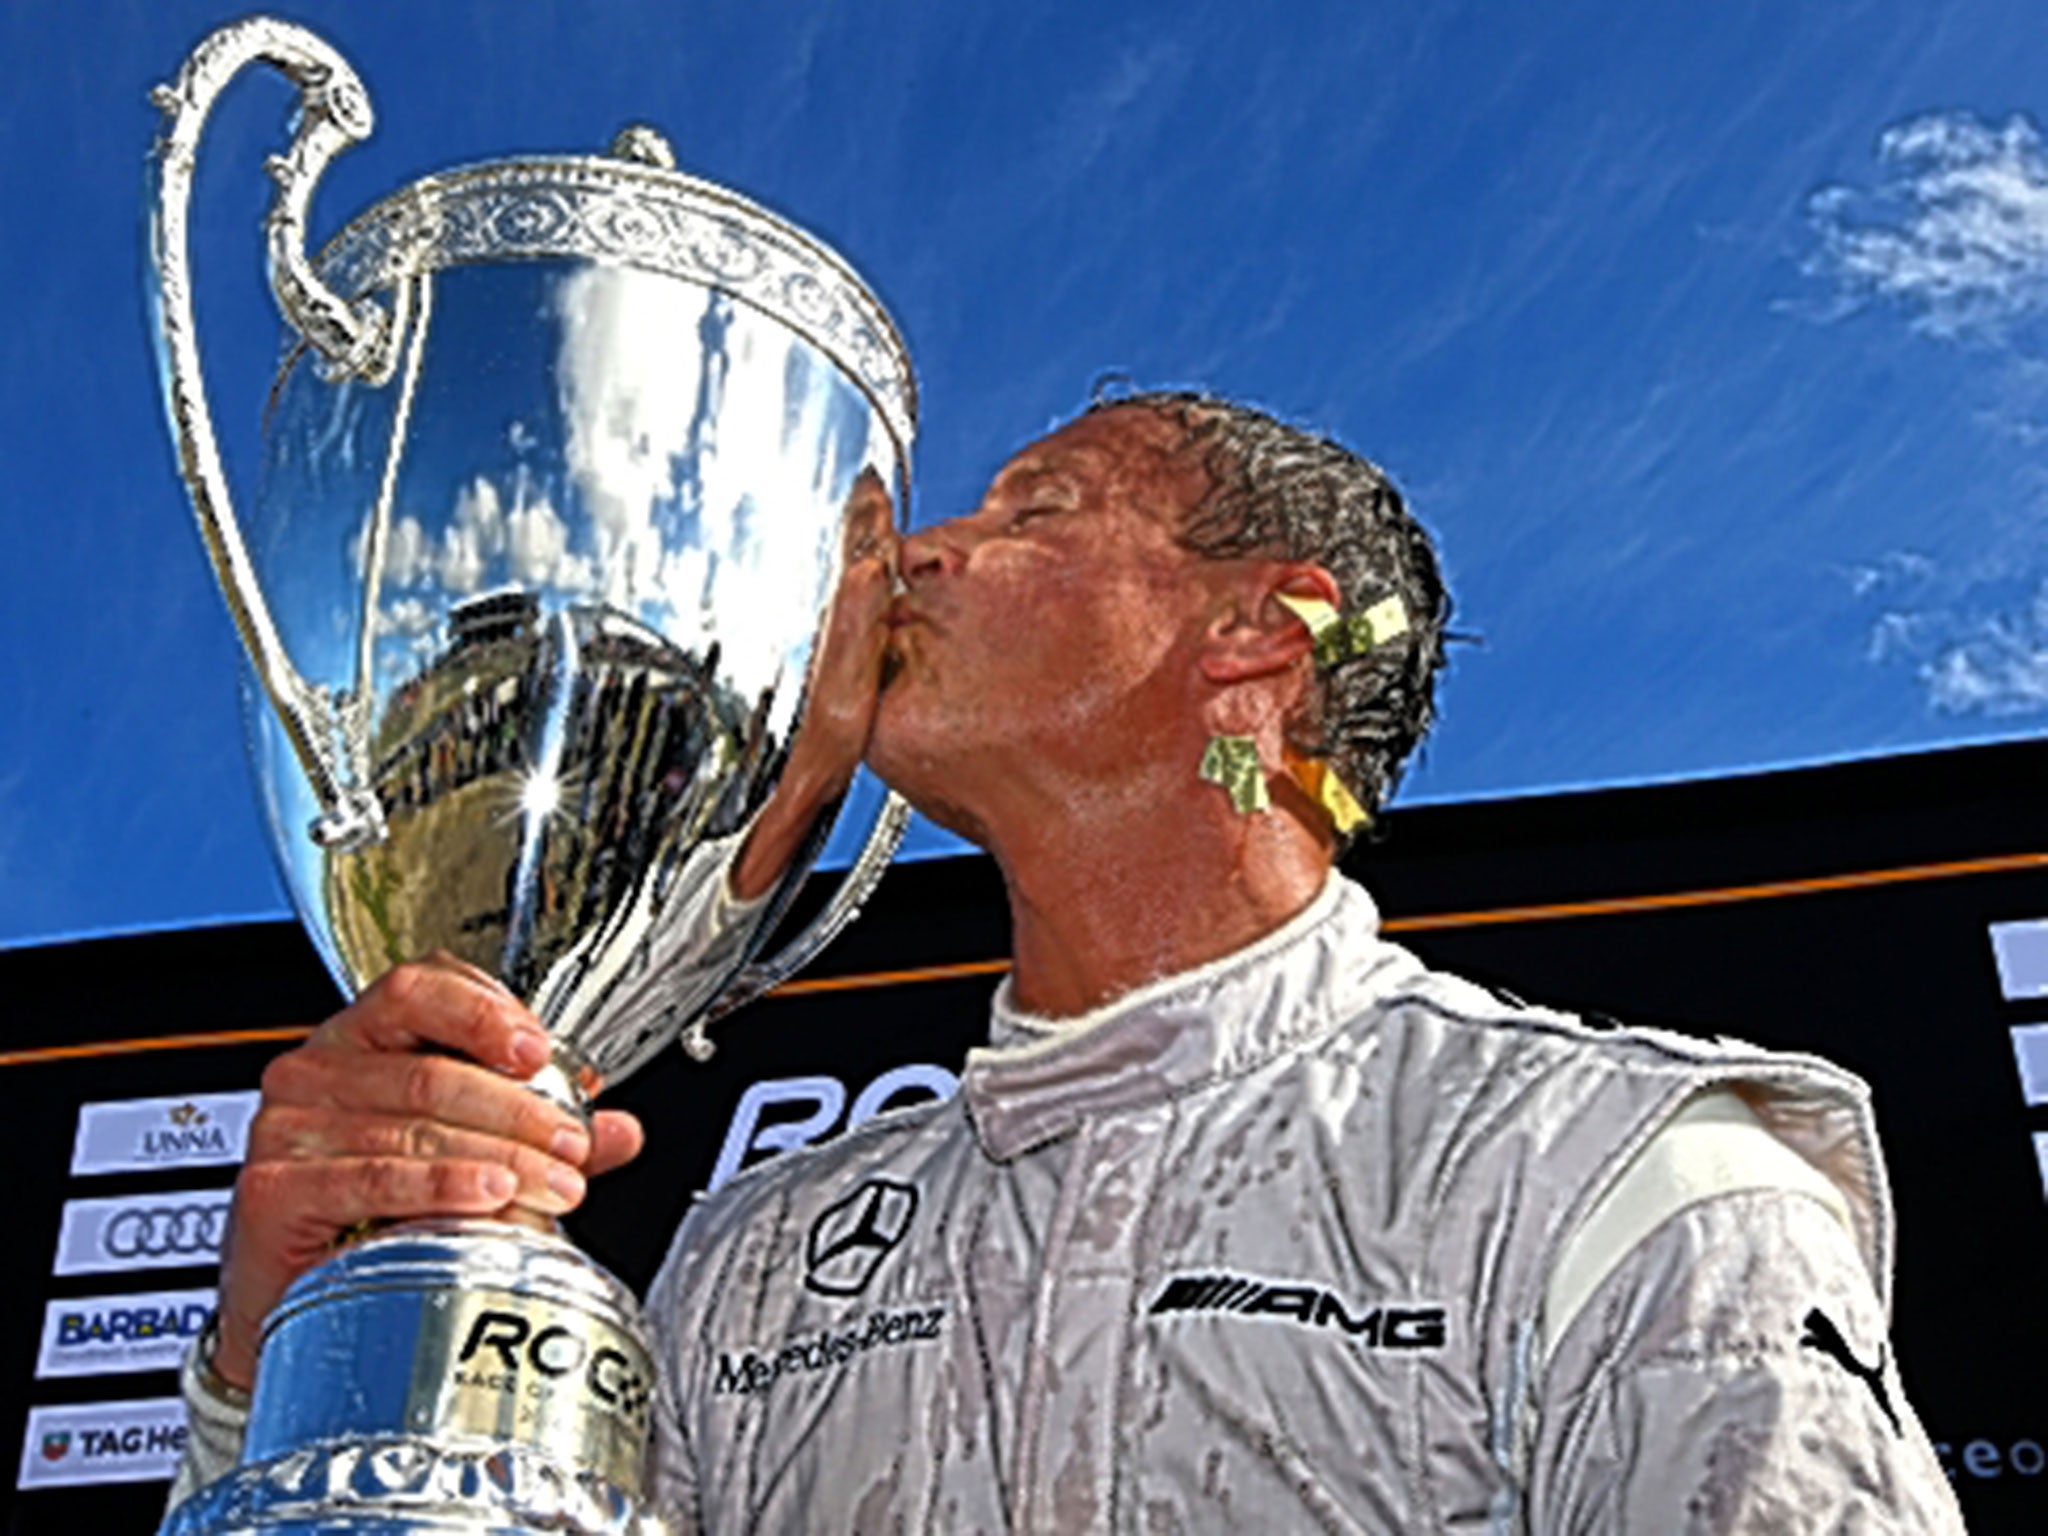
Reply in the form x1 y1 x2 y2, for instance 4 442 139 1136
141 1103 228 1160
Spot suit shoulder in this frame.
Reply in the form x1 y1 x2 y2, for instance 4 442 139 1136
1356 947 1868 1094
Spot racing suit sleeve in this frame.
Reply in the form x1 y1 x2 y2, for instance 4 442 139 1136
1525 1185 1966 1532
163 1331 250 1514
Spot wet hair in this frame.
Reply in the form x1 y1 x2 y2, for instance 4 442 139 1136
1086 389 1450 839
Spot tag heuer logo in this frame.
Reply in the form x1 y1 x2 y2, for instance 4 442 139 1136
805 1179 918 1296
41 1431 70 1462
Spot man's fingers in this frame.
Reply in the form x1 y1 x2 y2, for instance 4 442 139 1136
247 1106 590 1214
817 558 896 692
238 1154 520 1231
839 468 897 562
262 1047 586 1157
322 959 551 1077
842 550 896 614
421 950 513 995
586 1109 645 1178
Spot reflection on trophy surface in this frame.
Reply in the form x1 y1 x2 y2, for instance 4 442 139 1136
260 258 911 1083
336 593 740 1055
150 14 913 1532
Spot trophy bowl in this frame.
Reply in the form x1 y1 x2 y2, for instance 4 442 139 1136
150 17 914 1533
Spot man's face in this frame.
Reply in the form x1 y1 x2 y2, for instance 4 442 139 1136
867 407 1234 836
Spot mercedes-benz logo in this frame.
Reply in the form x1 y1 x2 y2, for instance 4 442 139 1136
804 1178 918 1297
102 1203 229 1260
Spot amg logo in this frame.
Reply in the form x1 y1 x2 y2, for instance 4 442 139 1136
1148 1273 1447 1350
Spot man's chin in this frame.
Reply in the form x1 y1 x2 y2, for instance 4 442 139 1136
864 708 991 850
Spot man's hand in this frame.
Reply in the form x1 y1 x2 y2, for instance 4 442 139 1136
730 468 899 901
213 954 644 1392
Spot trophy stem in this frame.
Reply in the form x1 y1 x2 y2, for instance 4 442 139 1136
523 1042 600 1128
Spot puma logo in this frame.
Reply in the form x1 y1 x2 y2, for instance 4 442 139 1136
1800 1307 1901 1437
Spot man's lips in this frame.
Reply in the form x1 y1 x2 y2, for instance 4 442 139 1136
881 600 928 690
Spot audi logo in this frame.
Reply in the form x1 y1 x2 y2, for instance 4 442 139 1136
101 1203 228 1260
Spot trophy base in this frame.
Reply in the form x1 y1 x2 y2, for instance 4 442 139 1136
162 1219 668 1536
160 1433 665 1534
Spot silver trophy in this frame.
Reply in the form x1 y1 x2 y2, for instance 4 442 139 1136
150 17 913 1534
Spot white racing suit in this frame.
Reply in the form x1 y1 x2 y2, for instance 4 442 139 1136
646 875 1964 1532
176 874 1965 1531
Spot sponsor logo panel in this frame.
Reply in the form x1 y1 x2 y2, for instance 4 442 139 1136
16 1398 186 1490
37 1287 215 1379
53 1189 231 1277
2036 1133 2048 1204
1990 920 2048 1003
70 1090 258 1176
2012 1027 2048 1108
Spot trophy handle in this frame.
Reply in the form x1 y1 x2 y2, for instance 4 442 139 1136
680 788 914 1059
148 18 398 850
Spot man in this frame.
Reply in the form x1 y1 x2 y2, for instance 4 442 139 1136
172 394 1965 1531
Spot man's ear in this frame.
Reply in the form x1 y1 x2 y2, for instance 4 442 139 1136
1200 564 1344 684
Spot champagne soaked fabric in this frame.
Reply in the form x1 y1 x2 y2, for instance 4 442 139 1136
650 877 1965 1533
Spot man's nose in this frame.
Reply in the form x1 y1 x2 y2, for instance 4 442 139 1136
898 521 964 582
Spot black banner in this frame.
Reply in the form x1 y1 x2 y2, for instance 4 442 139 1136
3 738 2044 1531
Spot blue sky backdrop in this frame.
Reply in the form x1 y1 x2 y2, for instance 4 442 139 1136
5 0 2048 948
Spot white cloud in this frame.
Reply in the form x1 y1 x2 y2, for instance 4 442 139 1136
439 476 507 594
357 270 886 704
376 597 438 638
1845 549 1935 598
1808 111 2048 340
1849 557 2048 717
1814 111 2048 717
507 487 596 593
1921 609 2048 714
366 513 432 587
553 269 865 698
554 264 706 613
368 471 594 655
1864 609 1931 663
